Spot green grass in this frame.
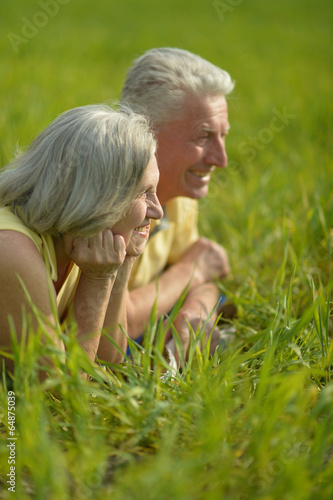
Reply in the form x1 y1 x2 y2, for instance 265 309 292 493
1 0 333 498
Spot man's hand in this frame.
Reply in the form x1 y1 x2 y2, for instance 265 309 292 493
169 310 226 365
63 229 126 280
178 237 230 286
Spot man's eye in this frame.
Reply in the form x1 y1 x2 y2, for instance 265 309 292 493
197 136 209 144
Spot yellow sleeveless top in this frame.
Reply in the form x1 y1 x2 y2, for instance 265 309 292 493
0 206 80 320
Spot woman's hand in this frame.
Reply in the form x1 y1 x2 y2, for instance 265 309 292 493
63 229 126 280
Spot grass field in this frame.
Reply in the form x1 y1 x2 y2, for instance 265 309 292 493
0 0 333 498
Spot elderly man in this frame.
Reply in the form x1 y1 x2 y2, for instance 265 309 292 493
121 47 235 358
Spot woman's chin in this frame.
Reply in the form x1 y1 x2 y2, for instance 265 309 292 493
126 233 148 257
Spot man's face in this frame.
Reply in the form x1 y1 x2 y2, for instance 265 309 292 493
155 94 230 205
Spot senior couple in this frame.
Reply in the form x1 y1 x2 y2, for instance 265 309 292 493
0 48 234 377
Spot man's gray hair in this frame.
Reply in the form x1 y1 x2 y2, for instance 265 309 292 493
0 104 156 236
121 47 235 126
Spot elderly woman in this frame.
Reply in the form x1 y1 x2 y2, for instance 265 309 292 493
0 104 163 378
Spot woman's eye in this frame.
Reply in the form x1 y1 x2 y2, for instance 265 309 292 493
138 192 147 199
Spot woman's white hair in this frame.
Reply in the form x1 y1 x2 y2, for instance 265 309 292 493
0 104 156 236
121 47 235 126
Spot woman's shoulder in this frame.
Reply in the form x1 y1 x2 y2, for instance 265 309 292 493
0 230 57 337
0 230 51 313
0 230 44 271
0 206 43 245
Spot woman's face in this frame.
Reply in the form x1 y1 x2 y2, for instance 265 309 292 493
111 156 163 256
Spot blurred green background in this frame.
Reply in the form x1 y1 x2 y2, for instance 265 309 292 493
1 0 333 295
1 3 333 498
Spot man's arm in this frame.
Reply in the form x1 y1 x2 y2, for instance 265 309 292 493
127 237 230 338
168 281 221 362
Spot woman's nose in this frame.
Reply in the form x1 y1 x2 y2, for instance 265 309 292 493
148 194 163 220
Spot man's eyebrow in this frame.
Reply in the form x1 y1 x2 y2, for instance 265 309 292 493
202 125 231 134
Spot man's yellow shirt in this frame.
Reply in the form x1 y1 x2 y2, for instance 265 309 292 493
129 197 199 290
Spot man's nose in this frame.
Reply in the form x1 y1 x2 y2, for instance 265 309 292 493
205 137 228 168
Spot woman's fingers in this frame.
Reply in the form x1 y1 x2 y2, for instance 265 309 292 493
63 230 126 279
112 234 126 259
88 231 103 249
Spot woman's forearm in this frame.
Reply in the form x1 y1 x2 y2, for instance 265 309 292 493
97 259 134 364
62 231 127 363
73 273 114 361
